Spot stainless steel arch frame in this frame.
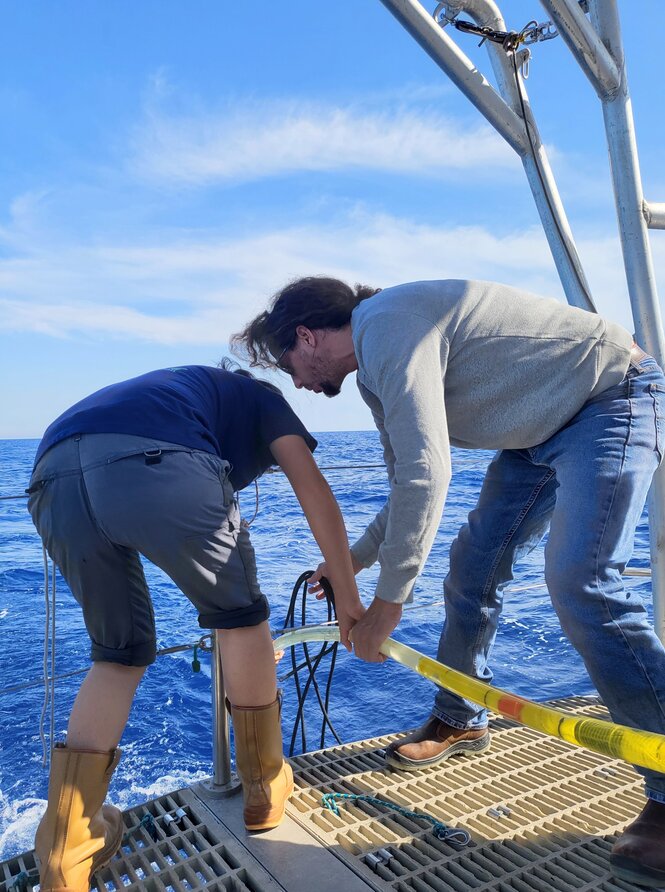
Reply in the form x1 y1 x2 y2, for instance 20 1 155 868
378 0 665 639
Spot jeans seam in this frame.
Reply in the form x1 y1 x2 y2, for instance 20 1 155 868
650 384 664 465
594 378 665 730
471 463 556 662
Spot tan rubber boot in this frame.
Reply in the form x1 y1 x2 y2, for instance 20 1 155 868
35 743 124 892
231 699 294 831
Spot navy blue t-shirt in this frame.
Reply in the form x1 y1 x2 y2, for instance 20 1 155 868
34 366 317 492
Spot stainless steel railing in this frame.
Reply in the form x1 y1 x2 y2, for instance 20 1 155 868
201 633 242 797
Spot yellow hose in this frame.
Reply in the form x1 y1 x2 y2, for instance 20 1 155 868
273 624 665 774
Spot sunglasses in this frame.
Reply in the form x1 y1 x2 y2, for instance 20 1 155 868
275 344 293 374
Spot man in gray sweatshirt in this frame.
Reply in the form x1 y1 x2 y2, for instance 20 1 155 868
235 276 665 887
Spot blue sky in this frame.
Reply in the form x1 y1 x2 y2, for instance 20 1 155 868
2 1 664 438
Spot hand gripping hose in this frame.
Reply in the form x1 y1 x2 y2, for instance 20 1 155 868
273 625 665 774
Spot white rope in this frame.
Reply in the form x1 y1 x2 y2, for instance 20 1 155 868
0 638 213 698
264 463 385 475
50 558 56 755
507 567 650 595
1 464 387 501
39 546 51 766
241 479 260 528
379 566 653 614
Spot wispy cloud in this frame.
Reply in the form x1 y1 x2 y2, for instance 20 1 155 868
129 98 519 186
0 296 230 343
2 208 660 344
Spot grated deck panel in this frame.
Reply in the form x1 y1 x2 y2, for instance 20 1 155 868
286 696 649 891
0 790 283 892
1 697 655 892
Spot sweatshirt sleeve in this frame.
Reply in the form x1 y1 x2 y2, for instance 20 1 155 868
349 395 395 568
354 311 451 604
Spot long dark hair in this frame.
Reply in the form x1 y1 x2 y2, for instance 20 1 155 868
218 357 283 396
232 275 380 368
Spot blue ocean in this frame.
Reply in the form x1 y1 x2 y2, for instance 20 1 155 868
0 433 655 860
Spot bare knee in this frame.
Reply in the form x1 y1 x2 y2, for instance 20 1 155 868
89 661 147 685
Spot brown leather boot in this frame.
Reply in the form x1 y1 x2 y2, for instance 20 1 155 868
610 799 665 887
231 699 294 831
35 744 124 892
385 715 490 771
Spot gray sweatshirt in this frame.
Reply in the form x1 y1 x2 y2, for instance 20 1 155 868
348 279 633 604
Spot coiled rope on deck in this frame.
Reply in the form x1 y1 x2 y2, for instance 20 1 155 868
321 792 471 845
273 624 665 774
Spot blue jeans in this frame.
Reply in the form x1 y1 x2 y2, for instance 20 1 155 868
434 357 665 798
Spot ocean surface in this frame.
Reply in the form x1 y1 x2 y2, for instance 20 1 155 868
0 433 655 861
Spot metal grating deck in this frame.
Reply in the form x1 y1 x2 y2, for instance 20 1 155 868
0 790 282 892
96 791 280 892
0 696 656 892
286 696 651 891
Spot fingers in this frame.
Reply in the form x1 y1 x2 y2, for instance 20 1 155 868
308 577 325 599
308 565 331 601
338 627 352 652
338 603 366 653
347 599 401 663
308 562 326 586
346 626 383 662
352 643 387 663
338 617 354 653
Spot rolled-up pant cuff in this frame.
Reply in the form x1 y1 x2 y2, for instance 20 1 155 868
199 597 270 630
90 639 157 667
432 708 488 731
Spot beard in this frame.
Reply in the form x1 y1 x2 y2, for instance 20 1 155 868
321 380 341 397
312 356 344 397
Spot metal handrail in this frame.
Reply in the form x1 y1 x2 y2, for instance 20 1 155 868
378 0 595 311
199 633 241 798
377 0 665 641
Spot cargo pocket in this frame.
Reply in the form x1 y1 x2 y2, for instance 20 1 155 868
218 462 238 527
26 475 51 533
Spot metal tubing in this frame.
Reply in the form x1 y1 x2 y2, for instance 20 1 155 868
449 0 521 105
381 0 593 310
589 0 665 360
538 0 620 98
644 202 665 231
200 632 241 797
589 0 665 641
378 0 528 154
439 0 595 310
211 633 232 786
519 154 594 311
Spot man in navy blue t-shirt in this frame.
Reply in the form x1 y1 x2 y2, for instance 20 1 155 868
28 364 364 892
